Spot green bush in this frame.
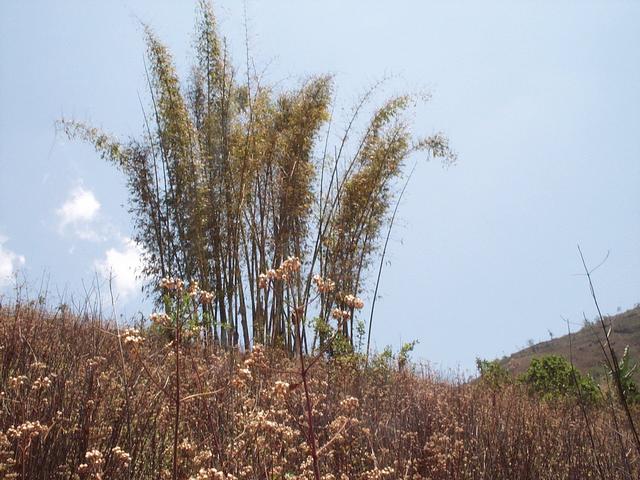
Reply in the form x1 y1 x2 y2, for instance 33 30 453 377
611 346 640 404
476 358 512 387
520 355 600 403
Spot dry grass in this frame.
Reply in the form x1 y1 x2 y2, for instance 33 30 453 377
1 299 639 479
503 306 640 381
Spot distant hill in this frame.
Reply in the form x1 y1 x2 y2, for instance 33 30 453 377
502 306 640 380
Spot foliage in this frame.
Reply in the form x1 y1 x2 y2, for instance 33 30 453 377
398 340 418 371
476 358 512 387
611 346 640 404
59 0 455 354
1 301 639 479
519 355 601 403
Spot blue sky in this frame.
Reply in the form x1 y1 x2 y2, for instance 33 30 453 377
1 1 638 372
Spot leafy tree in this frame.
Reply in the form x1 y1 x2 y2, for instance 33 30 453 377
520 355 600 403
60 1 455 353
476 358 512 387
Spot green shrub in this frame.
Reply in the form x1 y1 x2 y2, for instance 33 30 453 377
611 346 640 404
398 340 418 372
476 358 512 387
520 355 600 403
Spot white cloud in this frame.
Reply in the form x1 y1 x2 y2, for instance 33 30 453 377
95 238 146 299
0 236 26 288
56 186 102 240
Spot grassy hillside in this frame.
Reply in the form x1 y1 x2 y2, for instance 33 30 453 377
502 306 640 379
2 300 640 479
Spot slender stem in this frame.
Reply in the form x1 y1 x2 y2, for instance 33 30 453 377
578 245 640 458
366 163 416 363
565 318 604 480
172 300 182 480
108 274 133 461
290 282 321 480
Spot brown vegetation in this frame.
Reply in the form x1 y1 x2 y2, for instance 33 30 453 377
2 299 639 479
503 306 640 380
21 2 637 479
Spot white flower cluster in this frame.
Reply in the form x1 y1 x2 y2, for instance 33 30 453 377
344 294 364 310
332 308 351 321
273 380 290 399
150 312 171 327
189 468 237 480
313 274 336 293
339 396 359 414
258 256 301 288
160 276 184 292
160 278 215 304
187 280 215 304
121 328 144 346
31 375 53 391
111 446 131 468
78 449 104 479
8 375 28 389
6 420 48 443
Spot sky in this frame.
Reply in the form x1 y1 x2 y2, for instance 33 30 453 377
1 0 638 372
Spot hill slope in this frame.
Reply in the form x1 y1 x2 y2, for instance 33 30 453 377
502 306 640 379
1 301 639 478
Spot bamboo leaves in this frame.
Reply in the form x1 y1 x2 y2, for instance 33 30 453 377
63 1 454 353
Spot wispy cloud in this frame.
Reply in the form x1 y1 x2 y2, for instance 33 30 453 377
0 235 26 288
94 237 146 300
56 186 102 240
